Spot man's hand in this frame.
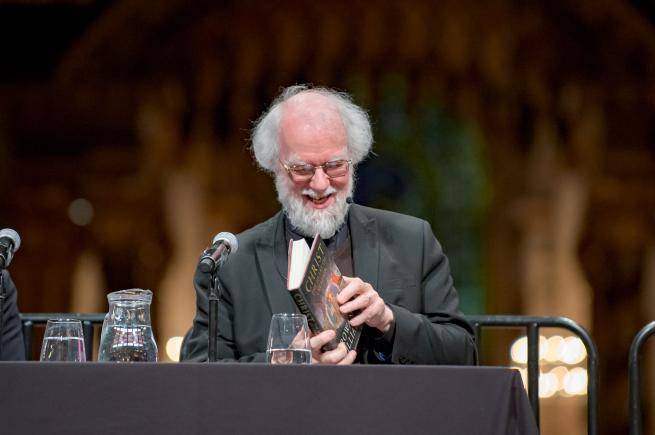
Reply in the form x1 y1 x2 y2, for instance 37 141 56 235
310 330 357 365
338 276 394 333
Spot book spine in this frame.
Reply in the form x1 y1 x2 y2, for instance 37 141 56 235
339 322 361 351
333 272 361 351
289 288 322 334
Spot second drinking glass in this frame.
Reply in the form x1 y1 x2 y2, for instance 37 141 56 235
266 313 312 364
40 319 86 362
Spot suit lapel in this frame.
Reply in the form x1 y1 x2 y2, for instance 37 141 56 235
255 211 297 315
349 205 380 290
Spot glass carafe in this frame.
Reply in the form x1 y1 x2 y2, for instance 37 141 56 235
98 289 158 362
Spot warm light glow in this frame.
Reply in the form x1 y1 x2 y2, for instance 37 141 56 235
545 335 564 362
511 366 584 398
560 336 587 365
510 337 528 364
549 365 569 385
538 371 559 398
509 333 588 398
165 336 184 361
511 335 561 363
511 334 587 366
563 367 588 395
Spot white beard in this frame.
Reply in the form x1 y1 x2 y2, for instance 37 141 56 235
275 173 353 239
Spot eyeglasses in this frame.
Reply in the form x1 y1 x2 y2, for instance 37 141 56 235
280 159 352 181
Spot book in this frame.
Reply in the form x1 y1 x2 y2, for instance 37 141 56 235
287 235 361 351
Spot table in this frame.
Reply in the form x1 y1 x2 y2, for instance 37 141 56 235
0 363 537 435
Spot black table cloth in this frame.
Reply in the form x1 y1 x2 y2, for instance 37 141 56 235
0 363 537 435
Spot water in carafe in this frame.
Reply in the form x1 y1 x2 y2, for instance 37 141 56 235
98 289 158 362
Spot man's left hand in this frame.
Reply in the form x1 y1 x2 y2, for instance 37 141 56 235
338 276 394 333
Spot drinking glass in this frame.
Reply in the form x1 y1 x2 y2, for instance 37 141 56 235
40 319 86 362
266 313 311 364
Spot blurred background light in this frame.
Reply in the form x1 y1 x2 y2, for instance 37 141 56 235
510 334 588 398
560 336 587 365
538 371 559 399
545 336 564 362
563 367 588 396
68 198 94 226
510 335 587 365
510 336 527 364
165 336 183 362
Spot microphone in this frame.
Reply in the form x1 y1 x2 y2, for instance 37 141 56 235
0 228 21 269
198 232 238 273
346 197 354 204
202 232 237 362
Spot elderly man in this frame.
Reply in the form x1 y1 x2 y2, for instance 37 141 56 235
1 270 25 360
183 85 476 365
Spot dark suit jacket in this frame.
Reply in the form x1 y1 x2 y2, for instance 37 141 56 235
182 204 476 365
1 270 25 361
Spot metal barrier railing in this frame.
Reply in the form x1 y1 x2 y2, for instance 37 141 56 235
20 313 105 361
466 315 599 435
629 321 655 435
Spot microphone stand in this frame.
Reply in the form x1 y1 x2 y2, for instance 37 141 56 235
208 271 222 363
200 235 237 363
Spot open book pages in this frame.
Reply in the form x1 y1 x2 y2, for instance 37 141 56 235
287 238 311 290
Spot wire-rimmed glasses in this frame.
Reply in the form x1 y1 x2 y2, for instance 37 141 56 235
280 159 351 181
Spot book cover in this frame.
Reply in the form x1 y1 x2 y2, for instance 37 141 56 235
287 236 361 351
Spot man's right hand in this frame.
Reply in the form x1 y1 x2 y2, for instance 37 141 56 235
310 330 357 365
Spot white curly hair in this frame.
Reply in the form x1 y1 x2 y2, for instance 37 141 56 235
251 85 373 173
